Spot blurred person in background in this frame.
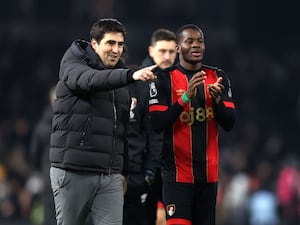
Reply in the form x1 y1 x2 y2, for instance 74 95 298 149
124 28 176 225
247 189 279 225
29 86 56 225
276 155 300 225
148 24 236 225
0 144 32 224
49 18 157 225
247 160 280 225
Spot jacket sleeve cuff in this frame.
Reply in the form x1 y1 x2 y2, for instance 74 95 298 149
127 70 135 83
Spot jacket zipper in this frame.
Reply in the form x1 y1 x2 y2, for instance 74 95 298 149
109 90 117 175
80 116 92 147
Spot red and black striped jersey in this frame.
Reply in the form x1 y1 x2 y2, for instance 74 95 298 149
148 64 235 183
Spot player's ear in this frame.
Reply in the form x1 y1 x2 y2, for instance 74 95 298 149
148 46 153 57
91 38 98 50
176 45 180 54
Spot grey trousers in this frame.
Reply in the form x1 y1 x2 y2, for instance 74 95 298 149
50 167 124 225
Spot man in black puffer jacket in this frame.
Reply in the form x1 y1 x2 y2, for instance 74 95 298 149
49 18 157 225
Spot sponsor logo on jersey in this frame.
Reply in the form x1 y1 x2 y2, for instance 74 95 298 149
180 106 215 125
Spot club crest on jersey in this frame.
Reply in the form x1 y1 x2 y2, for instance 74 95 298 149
149 82 157 97
166 204 176 216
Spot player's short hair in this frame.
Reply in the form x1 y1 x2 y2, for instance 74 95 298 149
90 18 126 43
176 24 203 43
150 28 176 46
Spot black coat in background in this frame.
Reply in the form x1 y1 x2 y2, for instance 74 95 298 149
29 105 56 225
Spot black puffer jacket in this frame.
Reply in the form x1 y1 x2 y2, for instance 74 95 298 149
49 39 134 176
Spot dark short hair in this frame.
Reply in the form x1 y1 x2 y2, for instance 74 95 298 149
176 24 203 43
150 28 176 46
90 18 126 43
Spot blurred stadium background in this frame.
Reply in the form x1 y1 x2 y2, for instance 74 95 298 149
0 0 299 225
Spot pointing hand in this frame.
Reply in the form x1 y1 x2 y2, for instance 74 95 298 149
132 65 158 81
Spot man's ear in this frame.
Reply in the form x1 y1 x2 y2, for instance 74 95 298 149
91 38 98 50
148 46 153 57
176 45 180 54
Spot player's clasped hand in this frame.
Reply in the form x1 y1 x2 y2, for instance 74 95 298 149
186 70 207 98
132 64 158 81
208 77 224 103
